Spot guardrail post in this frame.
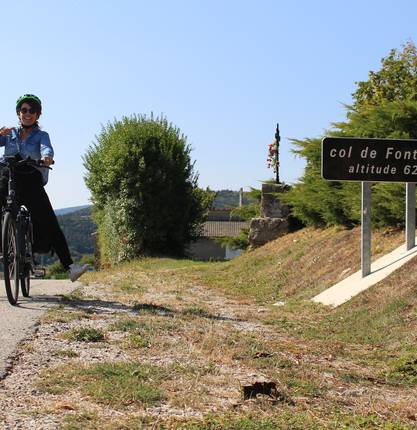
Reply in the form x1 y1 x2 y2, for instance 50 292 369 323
361 182 372 277
406 182 416 251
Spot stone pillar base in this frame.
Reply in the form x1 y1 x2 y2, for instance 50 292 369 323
261 183 290 218
248 217 289 248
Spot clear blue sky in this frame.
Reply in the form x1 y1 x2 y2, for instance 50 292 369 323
1 0 416 208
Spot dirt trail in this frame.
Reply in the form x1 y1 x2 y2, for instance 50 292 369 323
0 277 416 429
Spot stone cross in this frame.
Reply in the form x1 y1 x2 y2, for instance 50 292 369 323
275 123 280 184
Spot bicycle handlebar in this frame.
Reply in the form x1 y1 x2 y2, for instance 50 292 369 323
19 159 54 169
3 156 53 170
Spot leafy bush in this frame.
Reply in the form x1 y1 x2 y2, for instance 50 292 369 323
84 114 212 265
230 187 261 221
216 228 250 251
47 261 67 279
79 254 95 266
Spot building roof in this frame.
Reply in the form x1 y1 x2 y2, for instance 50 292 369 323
201 221 249 237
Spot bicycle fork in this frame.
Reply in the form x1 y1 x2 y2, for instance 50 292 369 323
16 213 30 269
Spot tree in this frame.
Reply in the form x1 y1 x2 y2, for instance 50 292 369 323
353 41 417 108
84 114 212 265
284 42 417 228
282 138 359 227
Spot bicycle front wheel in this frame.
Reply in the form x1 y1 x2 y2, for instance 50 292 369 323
3 212 19 305
20 220 32 298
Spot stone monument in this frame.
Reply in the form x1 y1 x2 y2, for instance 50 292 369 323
248 124 290 247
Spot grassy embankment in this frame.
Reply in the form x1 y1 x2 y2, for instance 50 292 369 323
36 225 417 429
89 225 416 351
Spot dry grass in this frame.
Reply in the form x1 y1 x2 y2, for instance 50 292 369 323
6 225 417 429
82 227 417 417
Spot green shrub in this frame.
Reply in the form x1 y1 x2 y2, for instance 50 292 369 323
216 228 250 250
84 114 213 265
66 327 105 342
47 261 67 279
79 254 95 266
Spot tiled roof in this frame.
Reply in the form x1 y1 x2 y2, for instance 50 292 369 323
201 221 249 237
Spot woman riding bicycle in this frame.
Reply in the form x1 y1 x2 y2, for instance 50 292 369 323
0 94 88 282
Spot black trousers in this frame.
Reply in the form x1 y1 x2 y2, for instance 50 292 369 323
0 167 73 270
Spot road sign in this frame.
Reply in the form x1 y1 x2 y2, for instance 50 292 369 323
322 137 417 182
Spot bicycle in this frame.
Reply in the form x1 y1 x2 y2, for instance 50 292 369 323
1 156 51 305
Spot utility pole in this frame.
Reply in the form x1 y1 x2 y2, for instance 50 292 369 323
275 123 280 184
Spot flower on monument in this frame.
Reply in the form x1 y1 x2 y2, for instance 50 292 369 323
267 139 278 173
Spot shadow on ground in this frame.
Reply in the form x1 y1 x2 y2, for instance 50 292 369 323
15 294 245 322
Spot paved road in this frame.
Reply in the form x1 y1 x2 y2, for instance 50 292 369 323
0 279 79 377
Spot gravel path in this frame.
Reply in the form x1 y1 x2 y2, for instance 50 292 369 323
0 279 79 378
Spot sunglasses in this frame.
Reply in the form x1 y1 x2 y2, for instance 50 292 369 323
19 107 38 114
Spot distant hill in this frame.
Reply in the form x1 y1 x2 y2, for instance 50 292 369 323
212 190 257 209
57 207 96 260
39 206 96 265
54 190 253 214
55 205 91 216
45 191 253 264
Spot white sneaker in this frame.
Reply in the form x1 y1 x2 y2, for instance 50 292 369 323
68 263 89 282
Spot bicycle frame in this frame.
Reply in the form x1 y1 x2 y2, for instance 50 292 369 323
4 158 34 260
4 158 19 217
3 156 50 214
1 157 51 304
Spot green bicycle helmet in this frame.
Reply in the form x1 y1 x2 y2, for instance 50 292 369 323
16 94 42 114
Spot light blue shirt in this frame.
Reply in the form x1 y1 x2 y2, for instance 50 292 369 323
0 126 54 184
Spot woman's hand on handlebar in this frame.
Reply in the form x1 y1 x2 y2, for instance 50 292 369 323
0 127 13 136
41 156 54 166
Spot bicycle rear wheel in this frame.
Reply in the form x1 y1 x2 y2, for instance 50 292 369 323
3 212 19 305
20 267 30 297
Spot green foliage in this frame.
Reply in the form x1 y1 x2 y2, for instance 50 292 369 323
79 254 95 266
228 187 261 221
284 42 417 227
38 362 165 407
84 114 212 264
65 327 105 342
46 261 67 279
282 138 360 227
216 228 250 250
110 318 148 332
353 41 417 109
214 187 261 251
212 189 240 208
372 182 406 227
387 356 417 386
230 203 260 221
335 99 417 140
180 412 411 430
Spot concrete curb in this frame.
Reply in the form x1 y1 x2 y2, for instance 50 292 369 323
311 240 417 307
